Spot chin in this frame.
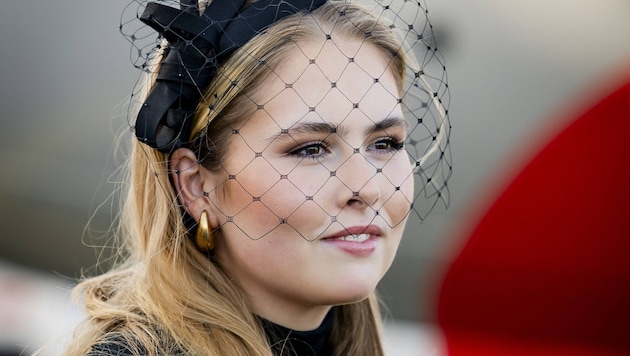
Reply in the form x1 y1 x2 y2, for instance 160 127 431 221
319 279 379 305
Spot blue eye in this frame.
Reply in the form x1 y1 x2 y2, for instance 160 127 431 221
289 141 329 159
368 137 405 153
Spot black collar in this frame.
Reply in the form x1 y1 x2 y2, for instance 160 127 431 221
260 308 335 356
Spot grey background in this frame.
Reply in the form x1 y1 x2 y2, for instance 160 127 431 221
1 0 629 324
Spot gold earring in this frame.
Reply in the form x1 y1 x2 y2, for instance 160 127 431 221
195 210 215 251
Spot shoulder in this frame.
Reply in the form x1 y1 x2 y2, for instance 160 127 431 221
88 339 137 356
87 335 185 356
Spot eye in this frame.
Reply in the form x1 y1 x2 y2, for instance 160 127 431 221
288 141 329 159
368 137 405 153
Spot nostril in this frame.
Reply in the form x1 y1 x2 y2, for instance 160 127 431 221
347 189 378 208
346 191 364 208
347 197 364 208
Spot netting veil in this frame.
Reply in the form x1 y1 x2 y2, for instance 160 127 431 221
119 0 451 242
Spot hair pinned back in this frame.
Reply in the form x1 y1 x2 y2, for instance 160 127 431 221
66 1 451 355
131 0 327 152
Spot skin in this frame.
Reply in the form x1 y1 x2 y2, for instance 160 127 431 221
171 35 414 331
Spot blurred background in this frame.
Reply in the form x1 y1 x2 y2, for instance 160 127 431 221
1 0 629 354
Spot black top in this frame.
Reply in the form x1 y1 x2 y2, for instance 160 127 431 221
261 308 335 356
90 308 335 356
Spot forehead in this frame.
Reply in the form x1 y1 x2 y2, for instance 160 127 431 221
252 36 401 128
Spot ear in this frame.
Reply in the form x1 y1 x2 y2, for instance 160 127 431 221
170 148 220 229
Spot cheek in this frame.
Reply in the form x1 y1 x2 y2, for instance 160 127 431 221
381 154 414 191
220 158 330 240
380 157 414 226
217 230 305 296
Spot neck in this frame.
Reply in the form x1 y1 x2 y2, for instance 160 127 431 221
261 307 336 356
254 302 332 331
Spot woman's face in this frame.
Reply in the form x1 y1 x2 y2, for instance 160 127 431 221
205 36 414 328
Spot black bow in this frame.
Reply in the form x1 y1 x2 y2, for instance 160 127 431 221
134 0 326 152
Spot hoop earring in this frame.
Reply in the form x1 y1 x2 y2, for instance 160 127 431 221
195 210 215 251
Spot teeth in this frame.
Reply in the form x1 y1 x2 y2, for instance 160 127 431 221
336 233 370 243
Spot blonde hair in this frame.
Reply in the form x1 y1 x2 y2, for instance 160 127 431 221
66 1 408 355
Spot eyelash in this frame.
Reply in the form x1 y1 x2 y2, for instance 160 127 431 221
288 137 405 159
288 141 330 159
368 137 405 153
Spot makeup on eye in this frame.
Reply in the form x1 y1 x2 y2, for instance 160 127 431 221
367 136 405 153
286 135 405 160
288 140 330 159
277 116 407 156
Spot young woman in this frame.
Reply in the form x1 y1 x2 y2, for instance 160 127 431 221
66 0 449 354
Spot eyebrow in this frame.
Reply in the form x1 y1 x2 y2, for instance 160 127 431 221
269 117 407 142
366 116 408 136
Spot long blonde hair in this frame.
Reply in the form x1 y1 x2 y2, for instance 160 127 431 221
66 1 408 355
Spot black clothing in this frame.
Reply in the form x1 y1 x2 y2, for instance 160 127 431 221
89 342 136 356
261 308 335 356
90 308 335 356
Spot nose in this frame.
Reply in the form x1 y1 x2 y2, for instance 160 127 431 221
335 150 381 208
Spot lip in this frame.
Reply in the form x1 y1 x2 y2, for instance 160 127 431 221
321 225 382 257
